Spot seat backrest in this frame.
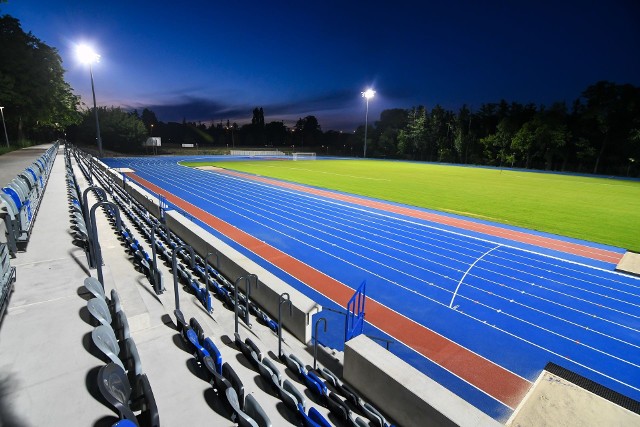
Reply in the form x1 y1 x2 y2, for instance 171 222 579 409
281 353 303 377
96 363 137 423
307 371 327 396
327 392 349 422
225 387 259 427
244 338 262 362
362 402 386 427
289 354 307 375
132 374 159 427
189 317 205 343
123 338 143 378
84 277 105 300
308 407 332 427
256 360 275 387
114 310 131 342
320 367 339 388
222 362 244 410
91 325 124 370
261 357 282 386
202 337 222 375
282 379 306 412
110 289 122 315
244 394 272 427
87 297 112 326
302 372 323 399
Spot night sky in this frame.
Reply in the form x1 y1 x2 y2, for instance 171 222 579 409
4 1 639 130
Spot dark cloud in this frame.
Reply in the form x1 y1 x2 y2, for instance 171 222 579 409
125 89 366 129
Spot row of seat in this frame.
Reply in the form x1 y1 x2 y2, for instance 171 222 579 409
0 243 17 323
80 156 216 313
89 158 275 325
64 147 159 427
65 152 91 259
71 147 396 427
85 277 159 427
176 311 273 427
0 142 58 254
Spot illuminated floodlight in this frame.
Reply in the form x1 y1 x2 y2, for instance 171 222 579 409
76 44 100 64
362 88 376 100
76 43 103 156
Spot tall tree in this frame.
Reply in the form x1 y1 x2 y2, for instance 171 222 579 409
398 106 427 159
0 15 80 142
140 108 158 133
72 107 146 153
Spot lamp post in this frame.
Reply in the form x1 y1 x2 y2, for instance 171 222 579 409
0 106 9 147
361 89 375 158
77 44 103 157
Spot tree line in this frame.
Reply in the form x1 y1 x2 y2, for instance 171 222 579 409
362 82 640 176
1 13 638 176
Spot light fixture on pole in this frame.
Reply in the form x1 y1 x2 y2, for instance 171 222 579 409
0 106 9 147
361 88 375 158
76 44 103 157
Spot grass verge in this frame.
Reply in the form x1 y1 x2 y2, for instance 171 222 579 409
182 159 640 251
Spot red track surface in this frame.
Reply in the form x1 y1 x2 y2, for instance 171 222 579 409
127 172 532 409
217 169 624 264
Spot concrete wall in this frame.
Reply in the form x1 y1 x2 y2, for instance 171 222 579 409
165 211 319 344
95 160 162 219
94 156 319 342
344 335 502 427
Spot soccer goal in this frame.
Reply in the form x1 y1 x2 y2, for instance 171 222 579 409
292 152 316 161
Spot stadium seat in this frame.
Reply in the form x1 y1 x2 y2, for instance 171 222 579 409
326 392 349 423
87 297 112 327
110 289 122 316
0 243 16 321
261 357 282 386
189 317 205 343
84 277 105 300
222 362 245 410
225 387 257 427
202 337 222 375
114 310 131 342
244 394 272 427
308 407 332 427
130 374 159 427
122 338 143 385
91 324 125 370
235 335 259 368
256 360 278 391
278 379 306 413
202 356 232 394
97 363 138 424
244 338 263 362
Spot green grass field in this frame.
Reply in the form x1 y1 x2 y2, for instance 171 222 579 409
182 159 640 252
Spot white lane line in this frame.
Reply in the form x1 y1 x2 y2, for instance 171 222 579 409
450 245 502 308
129 161 640 379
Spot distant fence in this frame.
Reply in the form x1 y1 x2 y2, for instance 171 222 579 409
230 150 284 157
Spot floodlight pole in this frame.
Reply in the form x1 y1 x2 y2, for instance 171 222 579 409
362 89 375 158
0 107 9 147
88 63 103 158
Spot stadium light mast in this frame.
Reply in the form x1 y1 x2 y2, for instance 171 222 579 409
76 44 103 157
361 89 375 158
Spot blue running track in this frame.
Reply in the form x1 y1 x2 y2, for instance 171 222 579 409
103 155 640 422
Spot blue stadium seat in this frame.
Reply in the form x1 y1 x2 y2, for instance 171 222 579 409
202 337 222 375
